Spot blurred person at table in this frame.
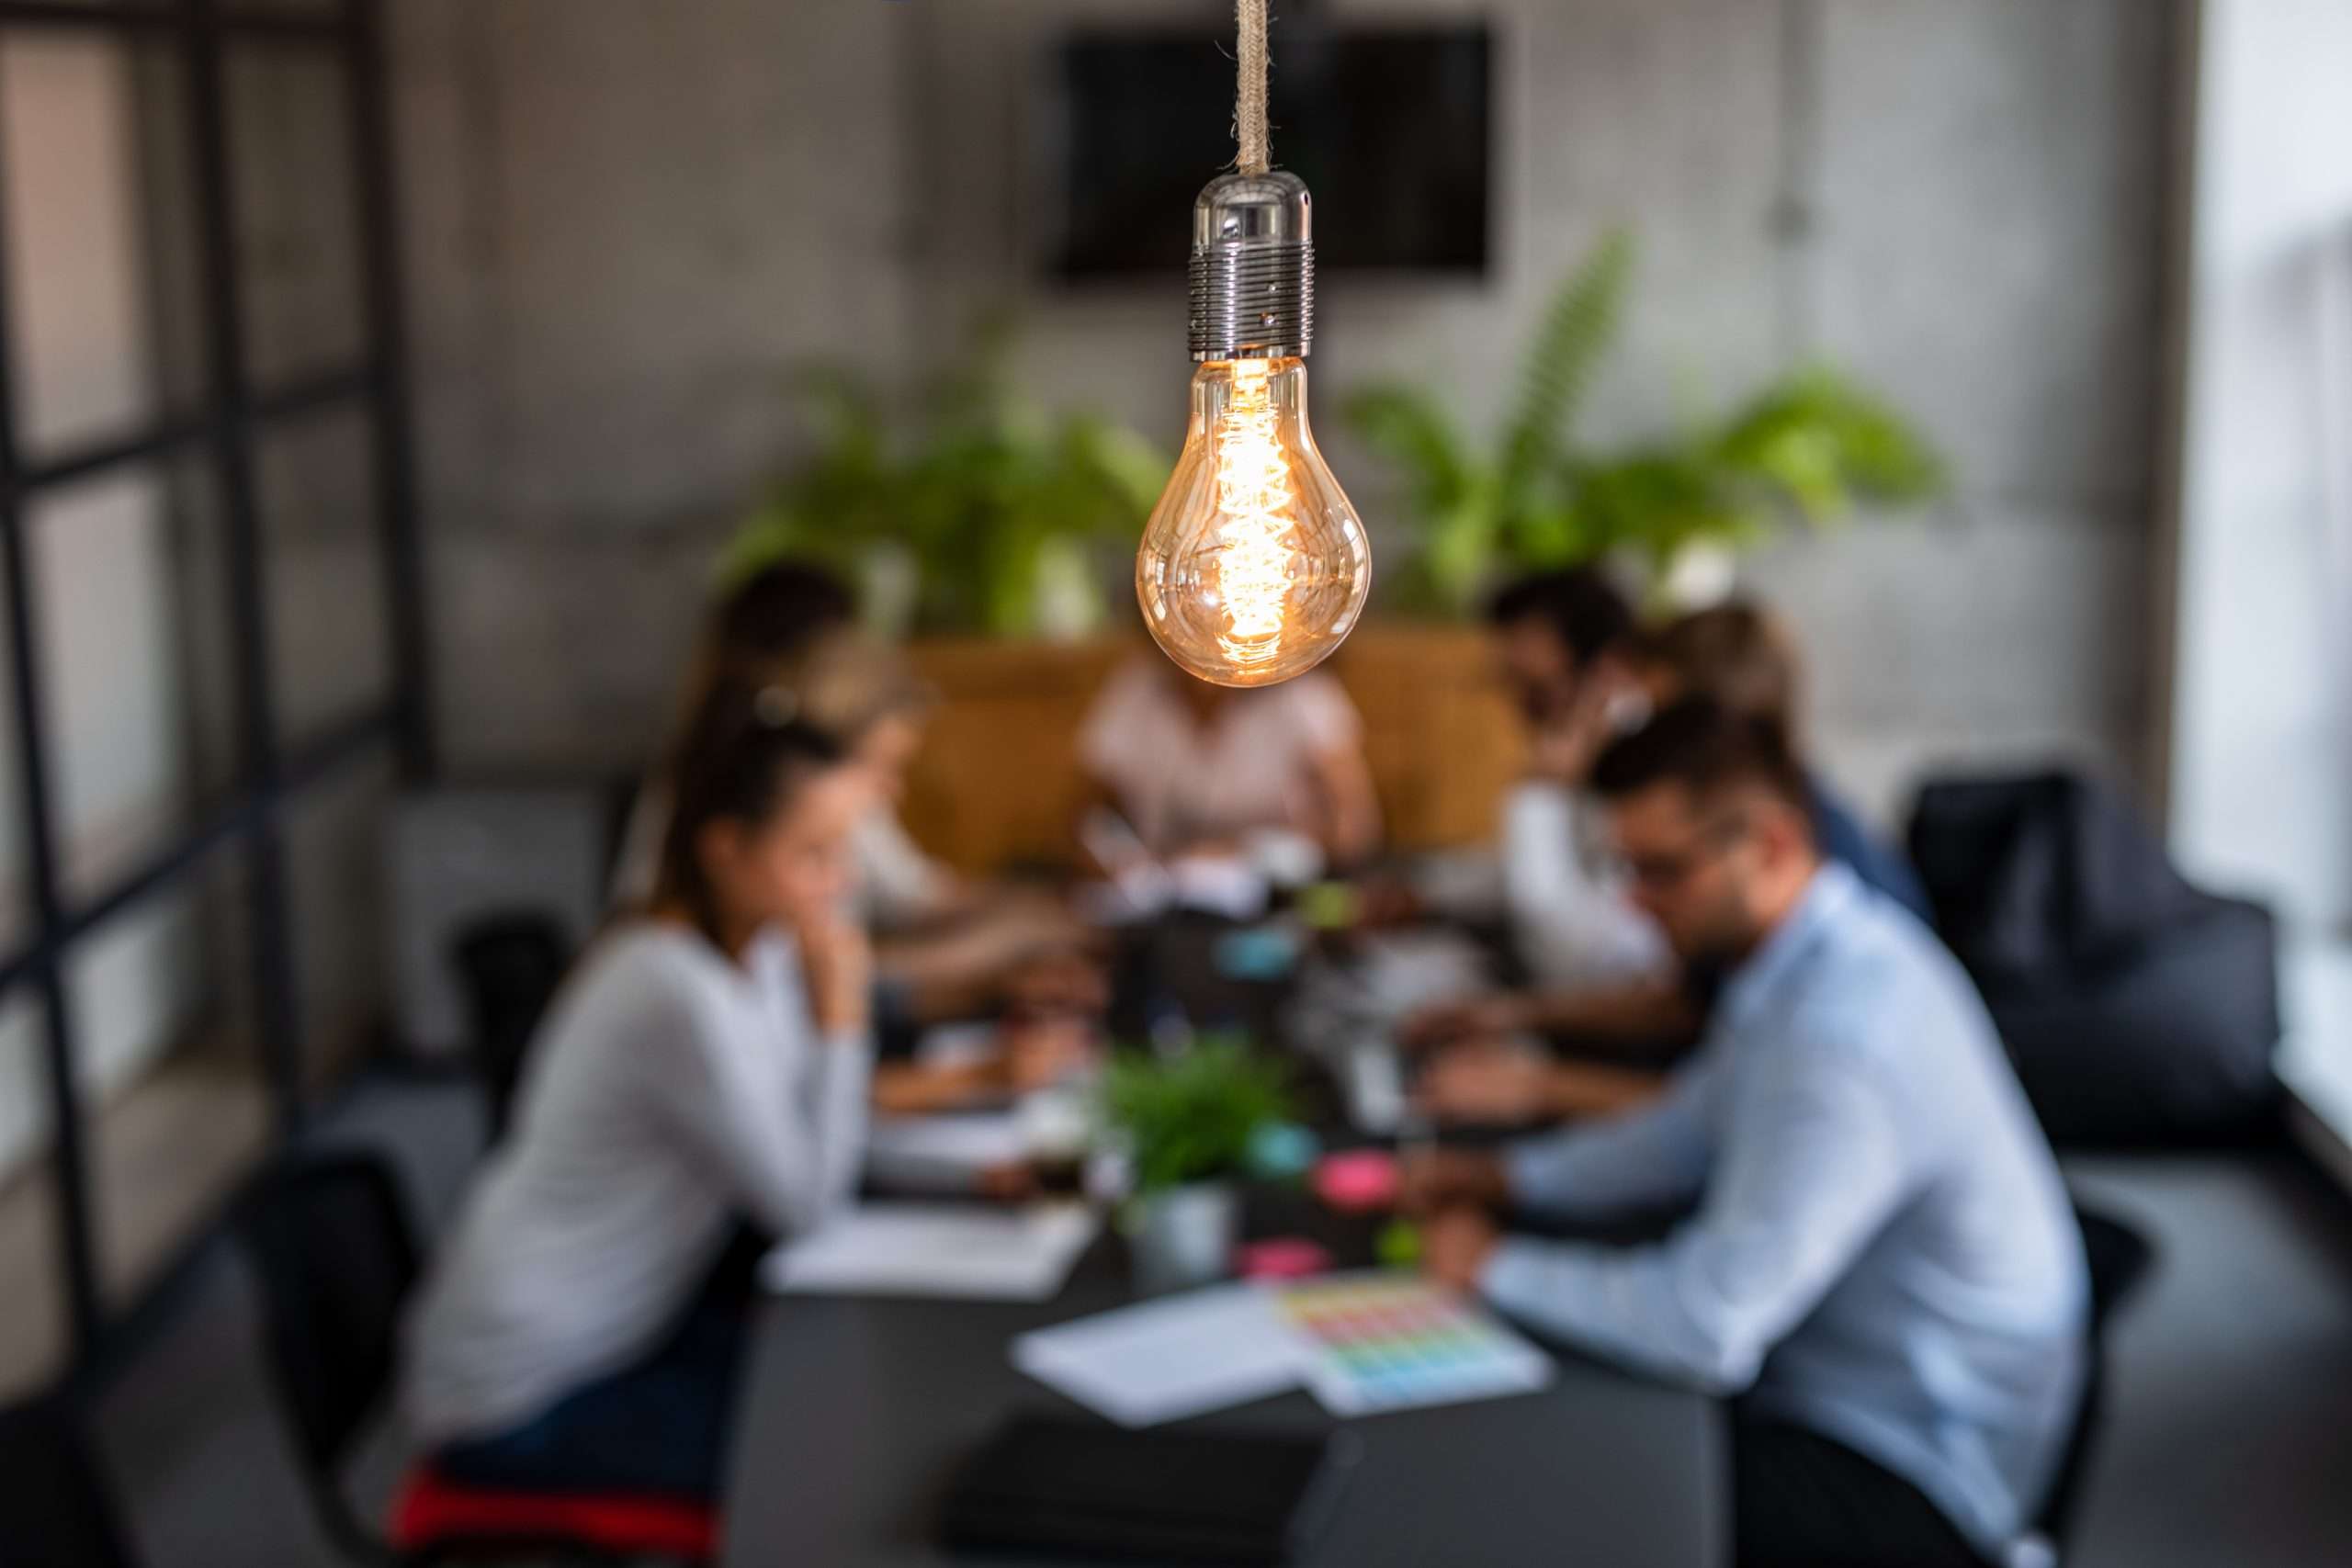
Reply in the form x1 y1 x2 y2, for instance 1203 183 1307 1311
1075 655 1382 871
649 616 1095 1134
402 672 877 1506
1628 602 1928 922
611 558 857 906
1402 699 2086 1568
843 664 1102 1028
1470 567 1673 988
812 640 1102 1117
615 559 1103 1054
1349 566 1652 933
1394 569 1687 1081
1412 600 1930 1123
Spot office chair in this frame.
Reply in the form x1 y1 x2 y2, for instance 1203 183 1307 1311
448 911 571 1142
0 1394 140 1568
2033 1201 2158 1557
235 1152 716 1565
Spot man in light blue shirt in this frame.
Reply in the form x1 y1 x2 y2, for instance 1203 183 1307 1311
1408 698 2086 1568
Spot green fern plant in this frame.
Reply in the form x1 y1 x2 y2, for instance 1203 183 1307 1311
1102 1038 1292 1195
1344 231 1944 611
1345 231 1633 613
723 318 1168 637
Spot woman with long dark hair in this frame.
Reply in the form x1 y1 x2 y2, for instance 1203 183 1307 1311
401 671 875 1504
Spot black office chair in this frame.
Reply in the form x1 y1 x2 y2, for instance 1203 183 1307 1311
0 1395 140 1568
236 1152 424 1566
2034 1201 2158 1556
236 1152 709 1565
448 911 571 1142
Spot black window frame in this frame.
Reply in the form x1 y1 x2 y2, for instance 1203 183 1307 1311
0 0 430 1386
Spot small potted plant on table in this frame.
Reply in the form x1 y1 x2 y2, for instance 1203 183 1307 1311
1103 1039 1292 1293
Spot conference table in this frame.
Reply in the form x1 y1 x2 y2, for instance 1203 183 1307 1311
723 1234 1725 1566
721 915 1730 1566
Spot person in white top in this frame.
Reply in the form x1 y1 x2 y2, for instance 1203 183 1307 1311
1477 568 1669 987
1398 570 1687 1116
609 558 863 912
616 638 1089 1002
1414 599 1939 1126
614 566 1104 1116
401 673 876 1505
1076 657 1382 867
844 691 1102 1115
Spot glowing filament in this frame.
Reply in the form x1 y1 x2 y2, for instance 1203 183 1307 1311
1136 354 1370 688
1209 361 1296 668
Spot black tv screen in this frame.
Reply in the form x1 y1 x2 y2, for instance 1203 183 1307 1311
1047 25 1492 279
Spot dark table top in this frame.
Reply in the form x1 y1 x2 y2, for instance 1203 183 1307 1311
723 1230 1726 1567
722 914 1728 1566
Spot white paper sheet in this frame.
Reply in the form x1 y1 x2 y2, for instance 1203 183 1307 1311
1012 1275 1558 1427
763 1203 1098 1302
1168 854 1271 919
1011 1284 1306 1427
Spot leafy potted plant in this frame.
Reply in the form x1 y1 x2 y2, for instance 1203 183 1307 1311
1102 1038 1292 1292
721 316 1169 638
1345 231 1945 613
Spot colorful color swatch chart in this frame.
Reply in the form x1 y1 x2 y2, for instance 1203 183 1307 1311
1272 1273 1553 1416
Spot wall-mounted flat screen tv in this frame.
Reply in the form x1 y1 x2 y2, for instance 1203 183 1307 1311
1046 24 1492 280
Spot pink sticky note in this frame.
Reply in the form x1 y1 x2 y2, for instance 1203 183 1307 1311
1234 1238 1332 1280
1315 1150 1400 1213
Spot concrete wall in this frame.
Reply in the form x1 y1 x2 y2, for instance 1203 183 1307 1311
1747 0 2169 820
391 0 920 773
390 0 2174 827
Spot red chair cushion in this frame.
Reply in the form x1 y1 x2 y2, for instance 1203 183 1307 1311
390 1465 718 1561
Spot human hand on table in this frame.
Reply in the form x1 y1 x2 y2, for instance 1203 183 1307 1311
974 1161 1040 1202
1396 1145 1510 1216
1398 992 1532 1053
956 907 1083 977
1001 948 1111 1021
1417 1041 1557 1124
1421 1205 1502 1293
1001 1016 1097 1092
1350 874 1425 930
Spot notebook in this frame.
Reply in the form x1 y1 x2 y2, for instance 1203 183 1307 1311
1012 1283 1306 1427
1012 1275 1555 1426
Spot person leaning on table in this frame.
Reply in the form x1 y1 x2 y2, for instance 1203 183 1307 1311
1410 596 1939 1127
401 673 877 1506
1404 697 2088 1568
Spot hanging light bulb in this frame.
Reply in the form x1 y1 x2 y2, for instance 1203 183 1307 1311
1135 34 1371 688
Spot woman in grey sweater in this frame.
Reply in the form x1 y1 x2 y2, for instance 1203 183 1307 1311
401 673 876 1504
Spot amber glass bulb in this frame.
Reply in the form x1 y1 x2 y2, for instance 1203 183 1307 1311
1136 356 1372 688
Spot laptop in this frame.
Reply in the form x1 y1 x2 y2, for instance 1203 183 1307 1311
939 1414 1361 1565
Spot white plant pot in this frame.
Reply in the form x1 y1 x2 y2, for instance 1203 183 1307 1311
1128 1182 1238 1294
